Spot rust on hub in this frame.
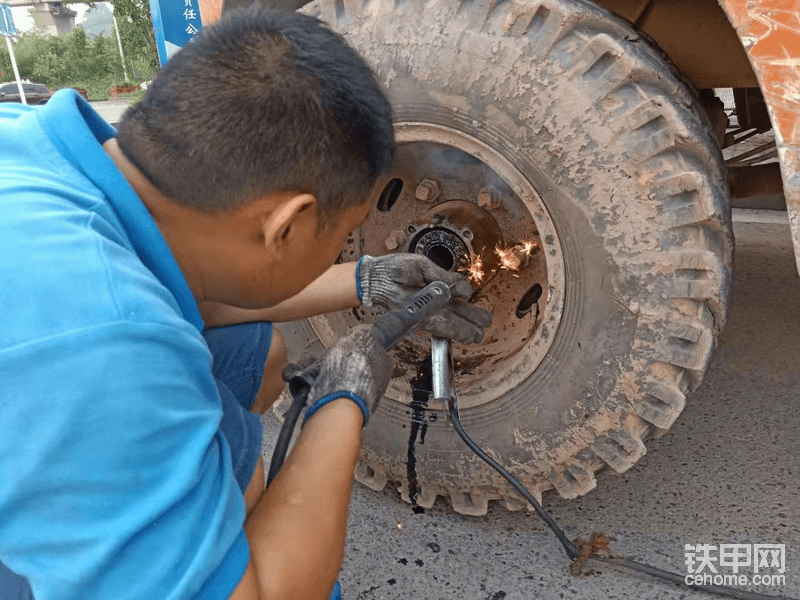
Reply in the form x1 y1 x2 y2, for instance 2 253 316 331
328 140 562 410
408 200 505 284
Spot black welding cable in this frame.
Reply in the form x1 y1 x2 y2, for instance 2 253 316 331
266 387 307 485
447 405 796 600
448 404 579 559
594 557 795 600
268 363 321 486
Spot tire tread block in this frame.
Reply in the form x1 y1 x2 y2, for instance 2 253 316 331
591 429 647 473
448 489 490 515
652 171 724 229
651 318 714 373
562 33 637 96
633 378 687 429
355 462 389 492
525 1 570 57
546 463 597 498
503 4 551 38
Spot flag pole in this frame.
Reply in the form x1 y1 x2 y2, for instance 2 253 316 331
111 10 130 83
4 35 25 105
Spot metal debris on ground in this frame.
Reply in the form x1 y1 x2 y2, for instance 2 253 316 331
569 532 620 576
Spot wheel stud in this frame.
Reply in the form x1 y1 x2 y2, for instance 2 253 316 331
385 229 409 251
415 179 440 202
477 187 500 210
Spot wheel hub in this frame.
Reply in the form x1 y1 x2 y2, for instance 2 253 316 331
403 200 506 278
313 123 566 411
411 225 469 272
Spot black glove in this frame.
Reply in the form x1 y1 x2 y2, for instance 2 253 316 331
357 254 492 344
303 325 392 427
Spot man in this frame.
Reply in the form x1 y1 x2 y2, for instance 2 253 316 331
0 7 490 600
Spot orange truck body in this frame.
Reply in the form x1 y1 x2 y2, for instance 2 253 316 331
719 0 800 271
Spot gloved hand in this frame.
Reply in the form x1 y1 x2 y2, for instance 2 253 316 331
357 254 492 344
302 325 392 427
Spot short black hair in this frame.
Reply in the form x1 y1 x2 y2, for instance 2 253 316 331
116 7 394 222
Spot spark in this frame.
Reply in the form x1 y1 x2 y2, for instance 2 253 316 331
495 244 518 271
462 241 536 284
521 239 538 256
464 254 485 285
495 244 524 271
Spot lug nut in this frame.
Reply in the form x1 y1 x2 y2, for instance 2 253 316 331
495 242 537 271
385 229 408 251
505 248 525 270
507 244 535 269
415 179 440 202
477 187 500 210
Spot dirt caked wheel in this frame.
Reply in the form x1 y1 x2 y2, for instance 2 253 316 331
278 0 734 514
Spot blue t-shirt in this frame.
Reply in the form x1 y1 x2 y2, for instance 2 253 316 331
0 90 249 599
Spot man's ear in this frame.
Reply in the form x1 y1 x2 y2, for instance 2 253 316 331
261 193 318 251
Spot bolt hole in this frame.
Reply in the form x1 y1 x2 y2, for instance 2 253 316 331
516 283 543 319
425 245 455 271
377 178 403 212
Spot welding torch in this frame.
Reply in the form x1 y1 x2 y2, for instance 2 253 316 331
268 280 454 485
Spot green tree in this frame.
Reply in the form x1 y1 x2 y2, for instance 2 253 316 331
32 51 68 84
91 33 122 78
4 29 60 79
62 26 89 78
0 1 158 98
69 0 159 74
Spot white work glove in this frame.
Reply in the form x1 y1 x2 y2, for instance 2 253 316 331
300 325 392 427
357 254 492 344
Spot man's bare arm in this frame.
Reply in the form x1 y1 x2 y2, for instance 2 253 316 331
230 399 364 600
201 263 359 327
231 325 390 600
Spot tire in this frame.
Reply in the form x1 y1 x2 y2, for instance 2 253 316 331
281 0 733 514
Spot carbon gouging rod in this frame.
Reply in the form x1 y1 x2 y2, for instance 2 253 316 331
431 336 454 424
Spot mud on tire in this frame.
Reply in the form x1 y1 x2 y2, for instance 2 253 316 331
281 0 733 514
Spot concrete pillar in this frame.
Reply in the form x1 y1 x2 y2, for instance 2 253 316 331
28 2 76 36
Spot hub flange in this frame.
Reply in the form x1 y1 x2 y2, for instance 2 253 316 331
313 134 565 411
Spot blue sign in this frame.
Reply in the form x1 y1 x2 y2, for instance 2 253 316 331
0 4 16 37
149 0 202 66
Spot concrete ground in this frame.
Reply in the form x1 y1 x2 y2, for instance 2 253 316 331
262 212 800 600
88 99 131 126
